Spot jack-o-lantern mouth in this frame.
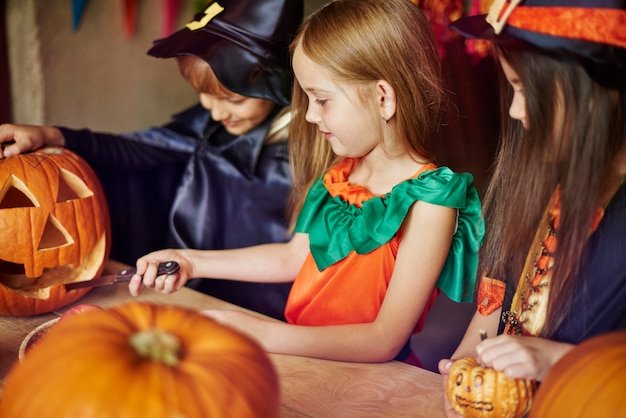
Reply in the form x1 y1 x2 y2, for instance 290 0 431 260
454 395 494 412
0 234 107 299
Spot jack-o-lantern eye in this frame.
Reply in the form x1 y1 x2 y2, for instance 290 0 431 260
0 175 39 208
456 372 464 386
473 374 484 389
56 168 93 202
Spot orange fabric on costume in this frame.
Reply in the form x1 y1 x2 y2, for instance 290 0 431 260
477 276 506 316
285 160 438 333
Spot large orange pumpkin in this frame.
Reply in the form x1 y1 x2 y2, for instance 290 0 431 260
0 147 111 316
446 357 536 418
529 330 626 418
0 302 280 418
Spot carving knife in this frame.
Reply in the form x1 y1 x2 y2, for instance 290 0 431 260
65 261 179 291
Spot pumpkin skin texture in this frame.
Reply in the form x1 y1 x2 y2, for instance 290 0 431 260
0 302 280 418
529 330 626 418
446 357 536 418
0 147 111 316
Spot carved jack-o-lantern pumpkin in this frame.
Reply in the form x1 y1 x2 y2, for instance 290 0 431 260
0 147 111 316
446 357 536 418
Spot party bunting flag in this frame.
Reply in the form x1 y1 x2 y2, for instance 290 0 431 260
72 0 89 31
122 0 139 39
162 0 184 37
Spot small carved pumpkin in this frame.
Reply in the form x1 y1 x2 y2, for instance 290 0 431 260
530 330 626 418
446 357 536 418
0 147 111 316
0 302 280 418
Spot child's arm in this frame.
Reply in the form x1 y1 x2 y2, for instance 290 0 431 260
128 233 310 297
0 124 65 157
448 308 502 362
205 200 458 363
438 305 573 381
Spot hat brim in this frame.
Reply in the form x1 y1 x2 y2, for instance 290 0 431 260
449 14 496 41
450 12 626 89
148 28 292 106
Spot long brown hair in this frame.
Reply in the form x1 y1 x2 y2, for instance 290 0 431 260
287 0 446 224
480 41 626 336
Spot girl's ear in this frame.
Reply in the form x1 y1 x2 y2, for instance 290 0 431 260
376 80 396 122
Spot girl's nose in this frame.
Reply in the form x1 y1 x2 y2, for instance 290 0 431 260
509 94 527 128
210 104 229 121
304 104 320 124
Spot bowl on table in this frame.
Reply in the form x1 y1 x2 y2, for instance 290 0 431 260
18 317 60 362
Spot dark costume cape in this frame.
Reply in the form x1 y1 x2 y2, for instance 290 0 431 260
60 104 293 319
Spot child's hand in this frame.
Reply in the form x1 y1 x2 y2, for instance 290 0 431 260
129 249 193 297
438 359 465 418
0 124 65 157
476 334 573 381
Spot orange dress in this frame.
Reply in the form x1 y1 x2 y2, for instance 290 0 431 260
285 159 484 340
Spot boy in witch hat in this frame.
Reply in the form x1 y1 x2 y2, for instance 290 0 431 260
0 0 304 320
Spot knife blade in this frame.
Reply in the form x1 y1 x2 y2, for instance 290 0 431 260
65 261 179 291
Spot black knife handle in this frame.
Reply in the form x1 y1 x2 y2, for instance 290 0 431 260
116 261 180 281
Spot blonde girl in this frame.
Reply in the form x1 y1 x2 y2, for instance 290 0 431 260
129 0 483 365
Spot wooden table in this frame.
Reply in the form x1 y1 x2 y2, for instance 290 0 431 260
1 261 446 417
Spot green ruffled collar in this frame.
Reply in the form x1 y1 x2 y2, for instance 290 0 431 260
295 164 484 303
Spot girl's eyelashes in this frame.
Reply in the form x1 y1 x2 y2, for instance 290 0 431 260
314 99 328 106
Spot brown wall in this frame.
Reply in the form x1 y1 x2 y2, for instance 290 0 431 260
3 0 497 192
4 0 326 132
0 0 11 123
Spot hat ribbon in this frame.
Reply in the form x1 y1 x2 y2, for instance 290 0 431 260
487 1 626 49
186 2 224 31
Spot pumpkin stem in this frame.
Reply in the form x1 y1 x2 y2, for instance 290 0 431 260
129 328 181 366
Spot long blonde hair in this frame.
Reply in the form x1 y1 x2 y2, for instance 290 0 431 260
287 0 445 223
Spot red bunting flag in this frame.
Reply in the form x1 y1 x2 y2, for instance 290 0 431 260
122 0 139 39
162 0 184 37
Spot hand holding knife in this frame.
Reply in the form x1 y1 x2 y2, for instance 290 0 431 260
65 261 179 291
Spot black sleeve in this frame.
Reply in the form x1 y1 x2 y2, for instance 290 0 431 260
60 127 191 171
58 127 192 264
